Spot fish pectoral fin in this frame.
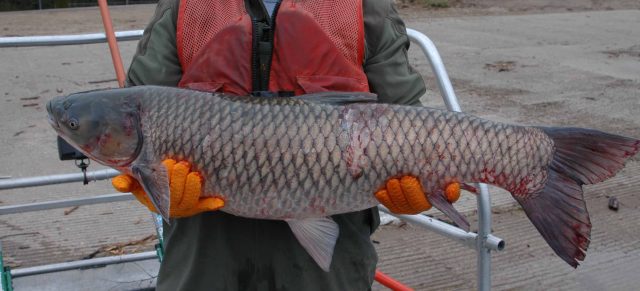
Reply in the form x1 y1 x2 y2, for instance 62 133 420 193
132 163 171 223
286 217 340 272
294 91 377 105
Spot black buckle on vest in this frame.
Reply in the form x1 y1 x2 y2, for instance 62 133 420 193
251 91 295 98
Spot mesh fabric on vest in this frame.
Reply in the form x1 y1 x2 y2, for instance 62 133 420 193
178 0 247 69
295 0 363 66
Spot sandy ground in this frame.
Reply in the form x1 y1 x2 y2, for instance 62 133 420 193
398 0 640 17
1 2 639 290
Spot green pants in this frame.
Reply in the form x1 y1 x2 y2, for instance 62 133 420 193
157 208 380 290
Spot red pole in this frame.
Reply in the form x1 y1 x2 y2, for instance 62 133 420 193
97 0 126 88
375 270 414 291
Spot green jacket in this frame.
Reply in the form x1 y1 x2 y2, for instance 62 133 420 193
127 0 426 290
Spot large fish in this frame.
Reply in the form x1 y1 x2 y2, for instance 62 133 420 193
47 85 639 271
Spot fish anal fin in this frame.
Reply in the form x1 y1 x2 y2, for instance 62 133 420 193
461 183 479 194
286 217 340 272
132 163 171 222
429 189 470 231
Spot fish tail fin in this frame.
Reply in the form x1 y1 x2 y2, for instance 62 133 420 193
515 127 639 267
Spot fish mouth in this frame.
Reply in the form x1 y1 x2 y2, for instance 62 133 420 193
47 101 60 130
46 100 60 129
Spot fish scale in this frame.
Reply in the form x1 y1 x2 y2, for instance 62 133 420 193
134 86 551 219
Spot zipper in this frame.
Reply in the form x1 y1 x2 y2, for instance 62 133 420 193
261 0 282 90
248 0 281 93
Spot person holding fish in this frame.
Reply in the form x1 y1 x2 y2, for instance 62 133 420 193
48 0 640 287
109 0 461 289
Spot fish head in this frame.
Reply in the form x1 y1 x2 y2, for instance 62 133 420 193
47 88 142 167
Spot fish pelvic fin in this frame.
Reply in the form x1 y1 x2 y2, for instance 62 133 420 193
132 162 171 223
286 217 340 272
515 127 639 268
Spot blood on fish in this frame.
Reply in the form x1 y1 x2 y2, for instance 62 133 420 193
123 117 134 137
624 141 640 157
97 133 112 148
81 144 93 153
308 197 326 214
345 145 364 178
477 167 496 183
477 167 534 196
343 116 369 179
511 176 534 196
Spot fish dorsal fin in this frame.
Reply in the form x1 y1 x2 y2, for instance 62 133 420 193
294 91 377 105
286 217 340 272
132 162 171 222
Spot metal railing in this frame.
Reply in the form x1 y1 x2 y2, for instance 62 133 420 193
406 28 501 290
7 1 159 11
0 31 143 47
0 171 164 291
0 28 504 291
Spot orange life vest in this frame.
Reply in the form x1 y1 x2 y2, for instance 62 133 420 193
176 0 370 96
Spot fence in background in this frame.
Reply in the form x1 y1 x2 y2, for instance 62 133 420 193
0 0 157 11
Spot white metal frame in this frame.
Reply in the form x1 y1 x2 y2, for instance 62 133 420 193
0 28 504 291
406 28 500 291
0 31 143 47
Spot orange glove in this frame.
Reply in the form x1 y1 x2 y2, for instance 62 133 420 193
375 176 460 215
112 159 224 218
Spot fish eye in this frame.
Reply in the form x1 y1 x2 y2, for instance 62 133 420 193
68 118 79 130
